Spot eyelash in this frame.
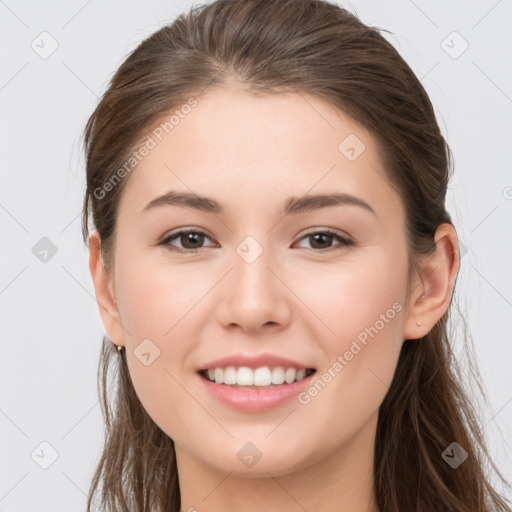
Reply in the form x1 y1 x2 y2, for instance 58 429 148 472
159 228 354 253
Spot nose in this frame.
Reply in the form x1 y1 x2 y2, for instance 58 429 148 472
216 243 292 334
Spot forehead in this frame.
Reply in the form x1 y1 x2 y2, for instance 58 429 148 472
118 88 402 223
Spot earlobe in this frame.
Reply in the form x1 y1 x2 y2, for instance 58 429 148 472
402 223 460 340
88 230 124 346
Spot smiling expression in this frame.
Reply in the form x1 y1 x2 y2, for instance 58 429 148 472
100 87 416 476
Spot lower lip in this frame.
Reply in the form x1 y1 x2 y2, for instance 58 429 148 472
197 371 316 412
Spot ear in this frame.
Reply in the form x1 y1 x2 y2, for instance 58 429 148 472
88 230 125 346
402 223 460 341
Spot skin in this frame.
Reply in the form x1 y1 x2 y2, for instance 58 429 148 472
89 87 460 512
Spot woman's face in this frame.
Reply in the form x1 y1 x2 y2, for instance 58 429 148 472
95 88 423 476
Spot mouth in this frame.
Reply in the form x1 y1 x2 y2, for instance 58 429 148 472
197 366 317 389
196 365 318 412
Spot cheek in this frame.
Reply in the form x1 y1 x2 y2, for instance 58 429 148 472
295 247 407 346
123 325 195 442
116 255 206 437
293 251 407 440
115 248 204 338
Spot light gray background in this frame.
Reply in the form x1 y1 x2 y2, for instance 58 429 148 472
1 0 511 510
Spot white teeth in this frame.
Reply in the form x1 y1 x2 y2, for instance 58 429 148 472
203 365 314 386
253 367 272 386
284 368 296 384
237 367 253 386
295 369 306 382
271 366 285 385
223 366 237 385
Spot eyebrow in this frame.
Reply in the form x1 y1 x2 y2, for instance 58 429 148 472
143 190 377 216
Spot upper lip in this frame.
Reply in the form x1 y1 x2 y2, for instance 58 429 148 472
198 353 315 371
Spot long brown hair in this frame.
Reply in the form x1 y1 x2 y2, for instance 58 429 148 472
81 0 512 510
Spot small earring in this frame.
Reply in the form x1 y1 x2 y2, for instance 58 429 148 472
111 340 123 353
416 321 422 326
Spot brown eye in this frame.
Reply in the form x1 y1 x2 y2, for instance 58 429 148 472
160 229 215 252
159 228 353 253
295 230 353 251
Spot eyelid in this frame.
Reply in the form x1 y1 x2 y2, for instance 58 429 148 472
298 227 352 242
160 226 213 238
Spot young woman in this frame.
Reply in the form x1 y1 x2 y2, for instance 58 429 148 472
83 0 511 510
